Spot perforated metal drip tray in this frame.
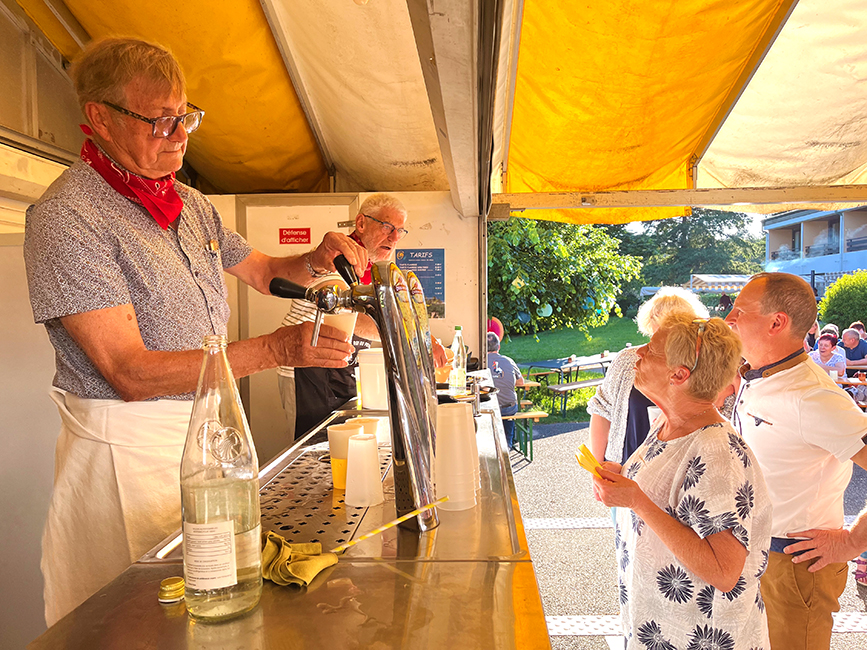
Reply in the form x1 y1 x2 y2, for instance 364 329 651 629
143 401 525 564
143 441 393 561
259 442 393 548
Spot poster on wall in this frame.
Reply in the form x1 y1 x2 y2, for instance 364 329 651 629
395 248 445 318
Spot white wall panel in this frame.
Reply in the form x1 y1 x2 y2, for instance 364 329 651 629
0 243 58 648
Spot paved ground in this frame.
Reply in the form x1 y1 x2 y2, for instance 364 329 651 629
511 421 867 649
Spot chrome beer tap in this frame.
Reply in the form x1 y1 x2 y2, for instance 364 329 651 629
270 256 439 532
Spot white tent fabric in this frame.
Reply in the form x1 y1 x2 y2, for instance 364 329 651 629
686 275 752 293
699 0 867 210
260 0 449 193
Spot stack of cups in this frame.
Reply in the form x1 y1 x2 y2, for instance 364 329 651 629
357 348 388 410
435 402 479 511
327 422 364 490
345 416 390 446
344 433 384 507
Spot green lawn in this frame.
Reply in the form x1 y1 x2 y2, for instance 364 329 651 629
501 317 647 424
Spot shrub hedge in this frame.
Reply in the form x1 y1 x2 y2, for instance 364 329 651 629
819 271 867 331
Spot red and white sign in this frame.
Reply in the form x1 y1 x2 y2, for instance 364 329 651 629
279 228 311 245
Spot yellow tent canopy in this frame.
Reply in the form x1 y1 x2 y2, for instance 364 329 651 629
15 0 867 223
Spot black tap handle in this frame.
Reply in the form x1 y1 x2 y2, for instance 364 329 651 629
269 277 309 300
334 254 359 286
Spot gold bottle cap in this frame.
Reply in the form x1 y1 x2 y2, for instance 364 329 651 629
158 576 185 603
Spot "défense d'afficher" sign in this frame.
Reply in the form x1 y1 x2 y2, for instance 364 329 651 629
279 228 311 245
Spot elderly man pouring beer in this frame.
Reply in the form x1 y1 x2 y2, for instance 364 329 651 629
23 37 367 625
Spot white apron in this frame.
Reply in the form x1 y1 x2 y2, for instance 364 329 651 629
41 389 193 626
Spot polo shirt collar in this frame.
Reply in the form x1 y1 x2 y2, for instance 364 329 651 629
739 348 807 382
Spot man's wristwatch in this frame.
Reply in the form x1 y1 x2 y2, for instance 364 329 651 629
305 251 330 278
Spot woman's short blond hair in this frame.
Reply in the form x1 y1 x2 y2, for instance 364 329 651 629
659 313 742 401
636 287 709 337
72 38 185 116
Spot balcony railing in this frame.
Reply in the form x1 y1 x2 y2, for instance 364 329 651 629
805 243 839 258
847 237 867 253
770 249 801 261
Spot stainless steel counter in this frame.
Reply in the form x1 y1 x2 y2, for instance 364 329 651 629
29 376 551 649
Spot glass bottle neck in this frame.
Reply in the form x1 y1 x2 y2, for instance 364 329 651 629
202 334 228 350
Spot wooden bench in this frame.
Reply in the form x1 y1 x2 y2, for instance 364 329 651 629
520 399 533 409
547 377 604 416
528 369 559 384
502 410 549 460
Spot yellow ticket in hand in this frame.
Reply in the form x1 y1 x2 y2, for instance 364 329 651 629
575 443 602 478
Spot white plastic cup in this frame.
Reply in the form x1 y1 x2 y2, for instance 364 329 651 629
346 416 390 445
647 406 662 424
435 403 478 511
465 406 480 489
447 400 481 489
344 434 384 507
830 370 839 381
327 423 363 490
357 348 389 410
321 312 358 343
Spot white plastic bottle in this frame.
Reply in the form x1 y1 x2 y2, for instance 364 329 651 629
181 335 262 621
448 325 467 395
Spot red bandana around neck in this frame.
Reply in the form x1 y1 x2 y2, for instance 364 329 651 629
79 133 183 230
349 231 374 285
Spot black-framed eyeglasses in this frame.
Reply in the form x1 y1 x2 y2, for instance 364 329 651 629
103 101 205 138
363 213 409 239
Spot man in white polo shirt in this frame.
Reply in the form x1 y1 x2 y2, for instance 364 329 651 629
726 272 867 650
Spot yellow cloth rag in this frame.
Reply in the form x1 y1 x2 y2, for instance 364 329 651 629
261 531 339 587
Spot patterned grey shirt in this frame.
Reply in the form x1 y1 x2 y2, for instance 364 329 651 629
24 160 252 400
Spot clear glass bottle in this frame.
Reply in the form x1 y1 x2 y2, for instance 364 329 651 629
181 335 262 621
448 325 467 395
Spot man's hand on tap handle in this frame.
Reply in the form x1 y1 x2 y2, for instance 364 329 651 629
309 232 368 279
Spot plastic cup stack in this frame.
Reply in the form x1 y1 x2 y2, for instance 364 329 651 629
434 402 479 511
327 422 363 490
344 433 384 507
357 348 388 410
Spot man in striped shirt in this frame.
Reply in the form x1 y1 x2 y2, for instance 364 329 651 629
278 194 408 440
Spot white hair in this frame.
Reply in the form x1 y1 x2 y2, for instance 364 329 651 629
635 286 709 337
358 193 407 220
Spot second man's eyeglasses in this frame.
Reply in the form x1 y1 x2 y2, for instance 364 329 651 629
363 213 409 239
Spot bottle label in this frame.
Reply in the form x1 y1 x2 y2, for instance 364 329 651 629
183 520 237 590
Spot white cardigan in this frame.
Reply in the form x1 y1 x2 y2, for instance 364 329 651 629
586 346 641 463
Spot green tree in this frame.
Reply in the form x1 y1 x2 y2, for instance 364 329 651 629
487 219 641 336
638 208 764 286
819 271 867 329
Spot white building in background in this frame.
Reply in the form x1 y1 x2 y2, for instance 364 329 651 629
763 207 867 296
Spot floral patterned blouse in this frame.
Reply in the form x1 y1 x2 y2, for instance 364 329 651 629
615 421 772 650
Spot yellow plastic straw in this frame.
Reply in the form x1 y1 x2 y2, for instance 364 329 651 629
329 496 450 554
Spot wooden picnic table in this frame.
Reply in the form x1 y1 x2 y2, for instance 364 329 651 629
837 377 867 386
519 350 627 414
502 410 549 460
520 351 620 384
833 377 867 410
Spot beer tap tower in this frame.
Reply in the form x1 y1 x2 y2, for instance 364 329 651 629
270 256 439 531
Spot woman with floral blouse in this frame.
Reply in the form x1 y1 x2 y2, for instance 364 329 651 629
594 314 772 650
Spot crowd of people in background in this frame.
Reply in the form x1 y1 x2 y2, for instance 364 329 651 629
805 319 867 382
585 273 867 650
